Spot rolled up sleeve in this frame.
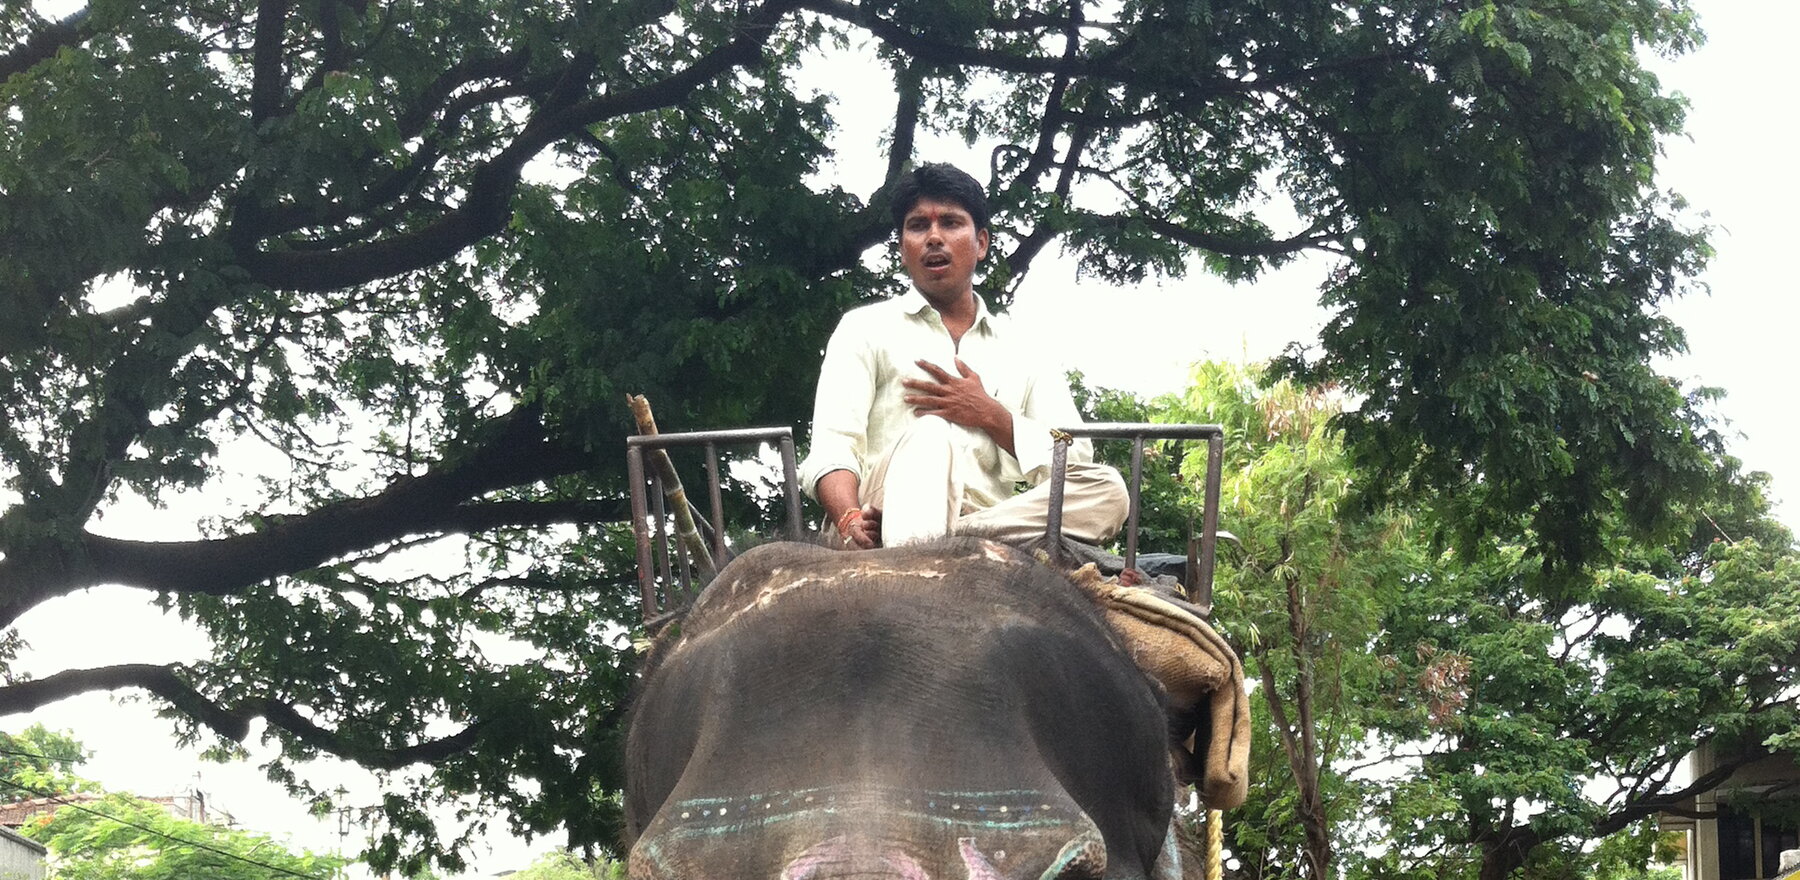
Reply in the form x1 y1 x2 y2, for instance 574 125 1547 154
1006 369 1094 487
798 316 877 499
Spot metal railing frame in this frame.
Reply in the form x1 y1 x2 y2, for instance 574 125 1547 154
626 427 802 629
625 422 1223 627
1045 423 1225 606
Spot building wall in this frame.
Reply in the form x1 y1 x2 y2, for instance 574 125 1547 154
1668 743 1800 880
0 827 46 880
1694 783 1721 880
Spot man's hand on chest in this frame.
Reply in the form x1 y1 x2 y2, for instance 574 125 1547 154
902 358 1014 448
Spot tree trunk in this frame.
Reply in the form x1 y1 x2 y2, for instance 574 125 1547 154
1477 828 1539 880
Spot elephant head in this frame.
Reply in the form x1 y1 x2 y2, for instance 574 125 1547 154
624 538 1182 879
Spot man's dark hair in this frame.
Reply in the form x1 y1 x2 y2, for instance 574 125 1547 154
889 163 991 234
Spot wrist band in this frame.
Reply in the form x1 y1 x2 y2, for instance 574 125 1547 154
836 508 863 535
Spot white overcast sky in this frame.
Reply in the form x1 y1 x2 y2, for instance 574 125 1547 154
8 2 1800 877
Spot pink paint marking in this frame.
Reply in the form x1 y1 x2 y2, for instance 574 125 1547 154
783 836 934 880
882 847 933 880
780 835 851 880
959 837 1005 880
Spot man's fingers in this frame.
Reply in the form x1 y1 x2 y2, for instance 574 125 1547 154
845 520 879 549
954 357 978 380
914 359 954 382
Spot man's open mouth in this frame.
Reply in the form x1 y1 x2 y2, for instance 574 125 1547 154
923 253 951 268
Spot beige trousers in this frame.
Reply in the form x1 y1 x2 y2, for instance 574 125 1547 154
860 415 1131 547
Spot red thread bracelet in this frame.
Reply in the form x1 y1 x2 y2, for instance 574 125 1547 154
836 508 863 536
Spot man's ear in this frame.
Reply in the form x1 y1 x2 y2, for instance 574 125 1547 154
976 227 991 260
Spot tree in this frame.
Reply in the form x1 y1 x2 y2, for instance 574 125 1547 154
509 850 624 880
0 0 1716 872
22 791 349 880
0 724 88 802
1100 363 1419 880
1369 478 1800 880
1097 366 1797 880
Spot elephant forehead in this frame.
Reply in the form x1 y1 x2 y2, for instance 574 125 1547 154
683 561 959 642
661 786 1078 829
681 539 1035 635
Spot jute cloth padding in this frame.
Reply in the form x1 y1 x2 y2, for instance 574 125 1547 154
1069 564 1251 810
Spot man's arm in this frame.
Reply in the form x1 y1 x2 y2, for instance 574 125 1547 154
1006 359 1094 484
816 469 881 549
800 310 888 547
799 314 877 498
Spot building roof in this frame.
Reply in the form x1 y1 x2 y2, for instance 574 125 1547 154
0 793 200 829
0 824 45 856
0 797 68 829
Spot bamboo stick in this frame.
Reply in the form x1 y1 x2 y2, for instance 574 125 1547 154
626 395 717 581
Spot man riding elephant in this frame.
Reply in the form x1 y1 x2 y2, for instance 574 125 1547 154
800 164 1130 550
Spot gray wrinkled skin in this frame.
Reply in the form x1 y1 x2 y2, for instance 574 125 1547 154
624 539 1179 879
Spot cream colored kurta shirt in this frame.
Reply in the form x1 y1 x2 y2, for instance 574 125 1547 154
799 290 1095 510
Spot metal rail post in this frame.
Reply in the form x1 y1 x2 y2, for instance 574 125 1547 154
1046 423 1226 601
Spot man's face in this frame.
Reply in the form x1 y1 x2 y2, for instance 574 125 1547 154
899 197 990 308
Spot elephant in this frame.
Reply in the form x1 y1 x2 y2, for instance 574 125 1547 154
623 537 1190 880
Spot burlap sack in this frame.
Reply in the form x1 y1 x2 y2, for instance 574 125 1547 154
1070 564 1251 810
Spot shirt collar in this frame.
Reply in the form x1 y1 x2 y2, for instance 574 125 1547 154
897 288 997 335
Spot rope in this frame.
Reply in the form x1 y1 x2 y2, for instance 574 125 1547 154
1207 808 1223 880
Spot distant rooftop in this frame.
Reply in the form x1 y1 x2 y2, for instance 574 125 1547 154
0 791 210 829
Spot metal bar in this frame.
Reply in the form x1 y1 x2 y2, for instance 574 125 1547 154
1198 432 1224 605
1053 423 1223 441
1045 436 1070 546
705 442 726 564
1040 422 1226 598
626 425 799 629
626 426 796 448
627 447 655 620
1125 436 1144 572
778 433 803 540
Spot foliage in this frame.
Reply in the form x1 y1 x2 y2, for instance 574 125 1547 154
1517 821 1684 880
510 849 625 880
1099 364 1420 880
0 0 1717 872
1368 466 1799 880
22 792 348 880
1100 366 1798 880
0 724 88 802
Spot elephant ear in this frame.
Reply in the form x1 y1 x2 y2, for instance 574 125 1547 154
1065 564 1253 809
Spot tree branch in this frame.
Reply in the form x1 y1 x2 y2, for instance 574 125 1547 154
0 408 599 627
0 8 90 84
801 0 1392 100
0 663 488 770
232 0 801 291
1078 209 1339 258
1588 746 1763 839
249 0 291 124
886 61 922 184
436 498 630 534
